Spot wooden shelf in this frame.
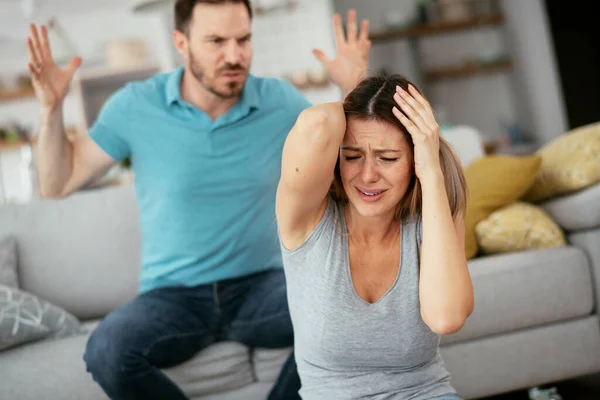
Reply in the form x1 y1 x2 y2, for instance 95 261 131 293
425 59 512 81
0 88 35 104
0 138 30 152
370 13 505 42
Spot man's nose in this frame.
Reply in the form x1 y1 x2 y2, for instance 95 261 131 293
223 40 243 65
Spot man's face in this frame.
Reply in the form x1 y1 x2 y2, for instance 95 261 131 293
175 2 253 98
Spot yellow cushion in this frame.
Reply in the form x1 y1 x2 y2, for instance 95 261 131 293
475 202 566 254
464 155 541 259
524 121 600 202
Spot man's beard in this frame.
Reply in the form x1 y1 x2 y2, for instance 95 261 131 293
189 50 246 99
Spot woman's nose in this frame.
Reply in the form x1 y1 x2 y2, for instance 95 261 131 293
361 159 379 182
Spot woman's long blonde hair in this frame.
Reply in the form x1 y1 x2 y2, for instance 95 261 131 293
330 74 467 222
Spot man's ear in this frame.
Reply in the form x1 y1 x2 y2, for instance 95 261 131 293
172 30 188 59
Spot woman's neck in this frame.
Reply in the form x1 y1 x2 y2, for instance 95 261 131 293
345 205 400 248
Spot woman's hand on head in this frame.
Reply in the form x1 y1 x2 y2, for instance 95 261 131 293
391 85 443 185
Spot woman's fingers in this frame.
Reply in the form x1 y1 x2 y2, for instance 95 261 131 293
394 89 430 135
407 84 439 131
393 106 423 142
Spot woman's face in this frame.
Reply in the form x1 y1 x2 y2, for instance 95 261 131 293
340 118 414 220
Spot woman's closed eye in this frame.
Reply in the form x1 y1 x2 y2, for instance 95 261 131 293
343 155 399 162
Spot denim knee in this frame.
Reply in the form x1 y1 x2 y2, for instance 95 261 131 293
84 322 146 387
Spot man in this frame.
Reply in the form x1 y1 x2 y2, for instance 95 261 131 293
26 0 371 398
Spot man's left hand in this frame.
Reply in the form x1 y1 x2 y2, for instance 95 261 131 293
313 9 371 95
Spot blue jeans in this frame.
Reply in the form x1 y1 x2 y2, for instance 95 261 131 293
428 394 462 400
83 269 299 400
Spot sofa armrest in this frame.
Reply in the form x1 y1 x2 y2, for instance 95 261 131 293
569 228 600 313
541 182 600 232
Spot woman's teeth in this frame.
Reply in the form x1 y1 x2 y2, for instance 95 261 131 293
361 190 381 196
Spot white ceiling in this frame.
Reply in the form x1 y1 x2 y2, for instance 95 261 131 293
0 0 134 40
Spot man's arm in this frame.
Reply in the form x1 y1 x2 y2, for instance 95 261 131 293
27 23 117 198
312 9 371 97
36 108 116 198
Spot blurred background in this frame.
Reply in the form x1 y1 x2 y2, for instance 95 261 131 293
0 0 598 204
1 2 600 399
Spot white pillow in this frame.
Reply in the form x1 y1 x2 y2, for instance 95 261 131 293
441 125 486 167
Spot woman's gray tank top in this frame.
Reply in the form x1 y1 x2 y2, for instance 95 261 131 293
281 197 457 399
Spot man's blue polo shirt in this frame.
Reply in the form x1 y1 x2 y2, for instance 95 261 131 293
89 66 311 293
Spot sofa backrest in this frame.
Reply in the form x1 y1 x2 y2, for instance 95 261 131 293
0 184 140 320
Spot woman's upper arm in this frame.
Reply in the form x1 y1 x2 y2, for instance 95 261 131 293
276 102 346 250
453 213 466 259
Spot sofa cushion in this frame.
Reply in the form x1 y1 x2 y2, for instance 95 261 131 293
464 155 542 259
541 182 600 231
441 246 594 345
1 326 257 400
198 382 274 400
524 121 600 202
0 334 107 400
163 342 254 397
252 347 293 382
0 284 86 351
0 235 18 288
475 202 566 255
0 184 141 320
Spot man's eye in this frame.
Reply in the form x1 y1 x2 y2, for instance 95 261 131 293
381 157 398 162
344 156 360 161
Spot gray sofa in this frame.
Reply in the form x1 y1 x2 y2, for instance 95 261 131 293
2 129 600 399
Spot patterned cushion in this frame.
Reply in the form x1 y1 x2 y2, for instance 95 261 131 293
0 284 86 351
0 236 18 288
524 121 600 202
475 202 566 255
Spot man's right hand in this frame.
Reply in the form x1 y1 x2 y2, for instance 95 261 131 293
27 24 82 111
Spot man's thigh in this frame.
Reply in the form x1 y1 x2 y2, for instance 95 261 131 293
224 269 294 348
86 285 219 368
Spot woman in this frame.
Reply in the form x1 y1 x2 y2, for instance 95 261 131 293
276 74 474 400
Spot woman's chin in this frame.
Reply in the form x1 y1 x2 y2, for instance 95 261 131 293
349 201 396 220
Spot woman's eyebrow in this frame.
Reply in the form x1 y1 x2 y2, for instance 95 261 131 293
341 147 402 154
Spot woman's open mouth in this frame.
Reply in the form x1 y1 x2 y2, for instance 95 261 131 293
356 187 387 202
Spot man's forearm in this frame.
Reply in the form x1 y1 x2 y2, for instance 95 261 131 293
36 106 73 198
340 71 365 98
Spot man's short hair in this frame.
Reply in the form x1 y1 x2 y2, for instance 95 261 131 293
175 0 253 34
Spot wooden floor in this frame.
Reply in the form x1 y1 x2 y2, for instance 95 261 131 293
477 374 600 399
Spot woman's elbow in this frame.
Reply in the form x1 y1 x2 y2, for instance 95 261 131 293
425 315 468 335
298 103 345 133
423 303 474 335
